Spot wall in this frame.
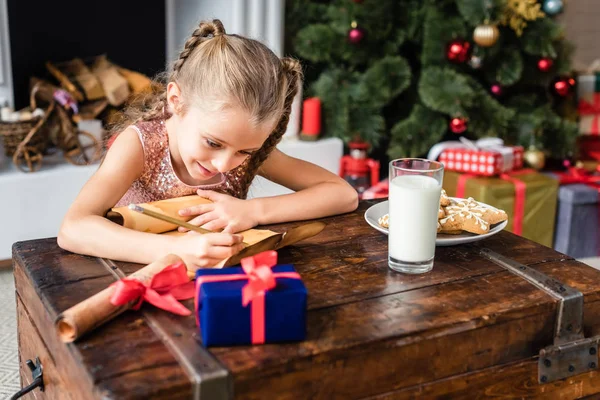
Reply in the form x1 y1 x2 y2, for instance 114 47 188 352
0 0 12 107
166 0 285 63
559 0 600 68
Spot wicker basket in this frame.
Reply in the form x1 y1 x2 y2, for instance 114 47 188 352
0 84 54 157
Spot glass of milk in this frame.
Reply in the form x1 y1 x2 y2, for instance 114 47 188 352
388 159 444 274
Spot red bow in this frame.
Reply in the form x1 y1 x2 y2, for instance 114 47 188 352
110 262 195 316
195 251 301 344
555 167 600 189
579 93 600 135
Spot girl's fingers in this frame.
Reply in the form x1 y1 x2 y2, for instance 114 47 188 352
185 212 218 229
203 232 244 246
205 243 245 259
178 203 214 216
201 218 228 232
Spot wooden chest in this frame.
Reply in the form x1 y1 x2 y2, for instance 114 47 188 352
12 200 600 399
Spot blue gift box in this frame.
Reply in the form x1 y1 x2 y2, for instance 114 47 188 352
195 264 307 347
553 183 600 258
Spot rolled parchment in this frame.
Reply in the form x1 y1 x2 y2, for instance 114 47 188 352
55 253 183 343
106 195 281 246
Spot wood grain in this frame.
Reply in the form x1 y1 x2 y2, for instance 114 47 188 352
13 200 600 399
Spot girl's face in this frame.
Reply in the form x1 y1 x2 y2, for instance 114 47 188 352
168 86 275 182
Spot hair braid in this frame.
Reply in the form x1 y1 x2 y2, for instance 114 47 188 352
173 20 225 75
237 58 303 198
110 20 225 132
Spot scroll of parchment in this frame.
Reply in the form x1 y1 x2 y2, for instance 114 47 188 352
56 254 183 343
106 195 326 267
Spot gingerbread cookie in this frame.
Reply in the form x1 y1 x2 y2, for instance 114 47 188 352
378 213 389 229
439 197 507 235
440 189 450 207
438 207 445 219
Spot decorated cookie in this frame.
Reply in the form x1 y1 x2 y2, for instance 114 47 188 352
378 214 389 228
440 189 451 207
438 207 445 219
439 197 508 235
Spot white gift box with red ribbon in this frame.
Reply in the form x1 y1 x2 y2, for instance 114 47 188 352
428 138 524 176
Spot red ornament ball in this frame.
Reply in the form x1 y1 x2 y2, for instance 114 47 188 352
449 117 468 134
490 83 503 96
552 76 574 97
446 40 471 63
348 27 365 44
537 57 554 72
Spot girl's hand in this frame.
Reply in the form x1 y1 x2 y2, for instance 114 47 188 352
178 190 260 233
175 231 244 270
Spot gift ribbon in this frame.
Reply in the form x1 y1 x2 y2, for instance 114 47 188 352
554 167 600 256
110 261 195 316
456 169 535 236
195 251 301 345
578 92 600 135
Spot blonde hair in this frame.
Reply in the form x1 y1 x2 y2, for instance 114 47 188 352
116 19 302 198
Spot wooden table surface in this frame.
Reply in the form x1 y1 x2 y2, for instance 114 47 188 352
13 200 600 399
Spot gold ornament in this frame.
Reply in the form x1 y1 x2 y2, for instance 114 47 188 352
500 0 545 36
524 146 546 170
473 24 500 47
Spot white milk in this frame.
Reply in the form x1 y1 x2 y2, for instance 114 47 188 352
388 175 441 262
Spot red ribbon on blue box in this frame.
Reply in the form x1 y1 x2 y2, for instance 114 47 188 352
195 251 303 345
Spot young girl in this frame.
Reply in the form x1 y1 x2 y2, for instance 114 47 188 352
58 20 358 270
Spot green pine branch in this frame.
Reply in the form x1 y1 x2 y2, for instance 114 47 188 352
418 67 476 116
388 104 447 158
521 18 563 58
357 56 412 108
455 0 504 24
485 46 523 86
422 7 468 65
294 24 341 64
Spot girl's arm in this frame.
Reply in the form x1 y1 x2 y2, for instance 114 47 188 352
251 149 359 224
58 128 243 267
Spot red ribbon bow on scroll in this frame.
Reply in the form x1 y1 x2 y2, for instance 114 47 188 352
195 251 301 344
109 262 195 316
579 93 600 136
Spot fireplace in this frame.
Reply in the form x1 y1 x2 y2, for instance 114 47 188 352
6 0 166 108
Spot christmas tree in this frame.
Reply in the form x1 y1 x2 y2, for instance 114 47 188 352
286 0 578 163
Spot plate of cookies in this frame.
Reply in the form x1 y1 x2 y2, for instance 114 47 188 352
364 190 509 246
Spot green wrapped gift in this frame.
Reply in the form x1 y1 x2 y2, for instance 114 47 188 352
443 170 558 247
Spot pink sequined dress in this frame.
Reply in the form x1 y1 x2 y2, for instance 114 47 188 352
115 119 249 207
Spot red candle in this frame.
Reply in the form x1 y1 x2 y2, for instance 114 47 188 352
302 97 321 136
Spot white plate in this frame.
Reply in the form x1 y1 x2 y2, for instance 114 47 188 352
364 199 508 247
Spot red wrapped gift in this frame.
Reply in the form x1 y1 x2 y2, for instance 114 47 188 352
431 138 524 177
361 179 388 200
577 135 600 162
577 72 600 135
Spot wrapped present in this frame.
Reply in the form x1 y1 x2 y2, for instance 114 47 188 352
577 69 600 135
443 170 558 247
577 135 600 162
195 251 307 347
428 138 523 176
548 168 600 258
361 179 389 200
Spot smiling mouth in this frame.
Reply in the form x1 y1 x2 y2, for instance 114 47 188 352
196 162 216 178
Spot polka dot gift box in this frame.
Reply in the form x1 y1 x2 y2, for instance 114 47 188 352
429 138 524 177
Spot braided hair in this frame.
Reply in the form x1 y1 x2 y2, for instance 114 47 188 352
114 19 303 199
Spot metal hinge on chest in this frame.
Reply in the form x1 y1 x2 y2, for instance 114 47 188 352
480 248 600 384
